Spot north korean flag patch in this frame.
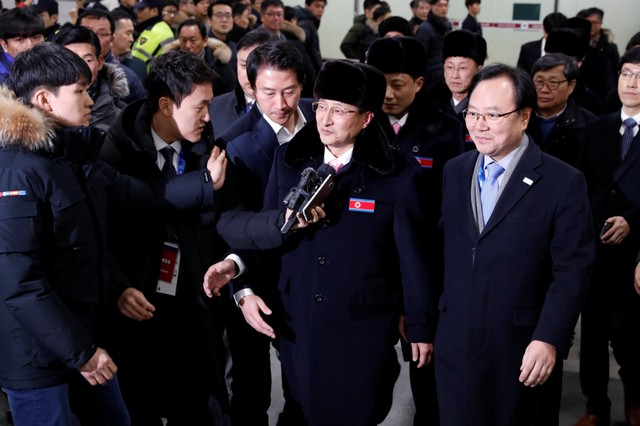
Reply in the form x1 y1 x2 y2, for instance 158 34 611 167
349 198 375 213
465 133 472 143
415 156 433 169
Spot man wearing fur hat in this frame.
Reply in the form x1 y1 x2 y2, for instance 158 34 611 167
204 59 436 426
435 29 487 151
366 35 463 426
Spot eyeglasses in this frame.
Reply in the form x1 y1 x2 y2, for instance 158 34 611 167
263 11 284 18
95 32 112 39
212 12 232 19
462 108 520 124
533 79 568 91
620 70 640 81
312 102 358 118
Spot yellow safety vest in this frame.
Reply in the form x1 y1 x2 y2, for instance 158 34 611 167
131 20 175 65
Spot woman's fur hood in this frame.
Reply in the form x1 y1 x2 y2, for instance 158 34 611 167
0 86 55 153
162 37 233 63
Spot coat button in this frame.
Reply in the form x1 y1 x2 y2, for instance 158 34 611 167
54 201 62 207
412 146 419 153
611 190 616 197
354 187 362 195
318 257 326 265
314 294 324 303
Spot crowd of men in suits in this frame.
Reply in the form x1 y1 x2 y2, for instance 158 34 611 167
0 0 640 425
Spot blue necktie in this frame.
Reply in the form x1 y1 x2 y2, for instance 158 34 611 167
160 147 178 241
621 118 637 160
481 161 505 224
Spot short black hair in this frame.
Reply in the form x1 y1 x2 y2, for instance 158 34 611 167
236 29 272 52
0 8 44 41
465 0 480 6
77 8 115 35
54 25 102 58
542 12 566 34
207 0 232 19
620 46 640 71
110 9 134 25
363 0 380 11
283 5 296 22
372 6 390 21
144 49 217 113
10 43 91 104
246 41 305 90
178 18 207 38
468 63 536 112
626 33 640 52
232 2 249 17
532 53 579 81
261 0 284 13
577 7 603 21
305 0 326 6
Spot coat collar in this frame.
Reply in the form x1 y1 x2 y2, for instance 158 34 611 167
283 117 396 174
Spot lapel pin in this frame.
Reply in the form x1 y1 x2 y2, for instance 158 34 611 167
522 177 533 186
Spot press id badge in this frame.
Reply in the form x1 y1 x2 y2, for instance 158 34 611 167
157 242 180 296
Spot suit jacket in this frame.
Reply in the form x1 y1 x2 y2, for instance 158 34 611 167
577 112 640 296
517 38 543 75
461 14 482 35
217 99 314 212
436 140 594 426
209 84 248 140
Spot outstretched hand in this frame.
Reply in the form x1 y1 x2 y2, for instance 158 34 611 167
203 259 237 298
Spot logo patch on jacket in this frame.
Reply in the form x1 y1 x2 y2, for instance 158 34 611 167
415 157 433 169
0 190 26 197
138 37 147 45
349 198 375 213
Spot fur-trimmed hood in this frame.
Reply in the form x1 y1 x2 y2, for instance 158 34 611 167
162 38 233 64
0 86 55 153
281 20 306 42
284 116 396 175
101 62 130 101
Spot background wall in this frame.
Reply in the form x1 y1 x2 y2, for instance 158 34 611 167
281 0 638 66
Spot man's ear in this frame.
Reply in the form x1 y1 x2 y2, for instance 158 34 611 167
158 96 173 116
0 39 8 53
31 88 54 113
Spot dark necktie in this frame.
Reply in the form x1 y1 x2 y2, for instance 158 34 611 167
160 147 178 242
481 161 505 224
621 118 637 161
245 100 254 113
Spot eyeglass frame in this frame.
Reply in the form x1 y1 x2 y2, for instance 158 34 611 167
212 12 232 19
462 108 520 124
619 70 640 81
312 101 359 118
533 78 569 91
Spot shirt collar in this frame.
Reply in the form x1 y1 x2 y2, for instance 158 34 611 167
323 146 354 166
262 106 307 145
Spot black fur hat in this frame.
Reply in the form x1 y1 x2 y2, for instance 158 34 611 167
365 36 426 79
313 60 386 112
378 16 412 37
442 29 487 65
545 28 589 61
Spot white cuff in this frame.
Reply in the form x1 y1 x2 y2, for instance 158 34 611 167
233 288 255 307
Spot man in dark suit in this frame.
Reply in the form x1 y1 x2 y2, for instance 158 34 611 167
366 36 463 426
214 40 314 426
209 30 271 138
516 12 566 74
99 50 231 425
437 63 595 426
461 0 481 35
574 47 640 426
526 53 595 166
